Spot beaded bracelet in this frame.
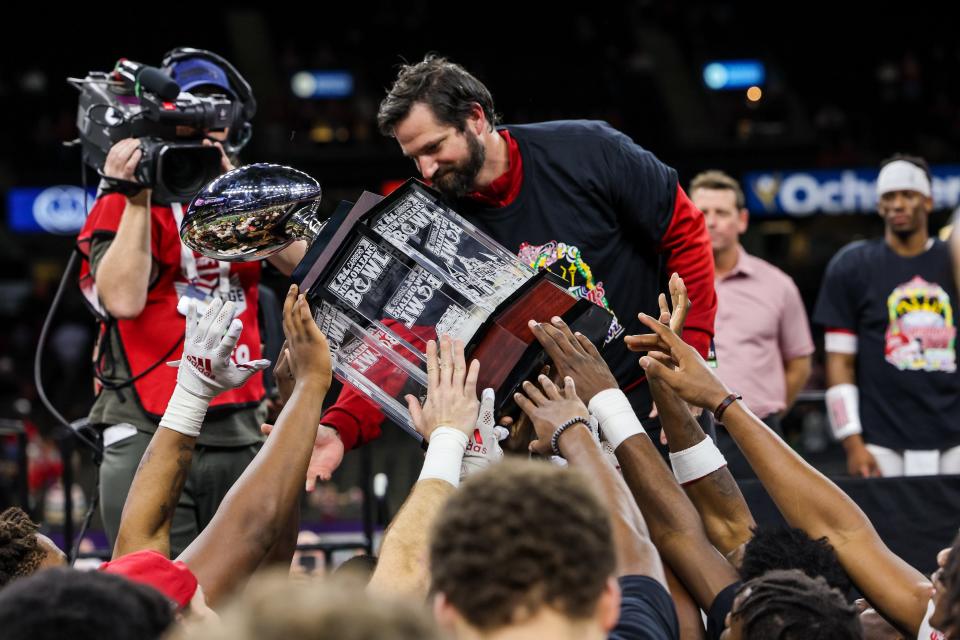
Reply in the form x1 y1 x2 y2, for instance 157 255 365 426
550 416 591 456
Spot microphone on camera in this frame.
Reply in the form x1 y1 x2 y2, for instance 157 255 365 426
114 59 180 101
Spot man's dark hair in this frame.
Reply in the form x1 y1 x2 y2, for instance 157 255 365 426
880 153 932 184
0 507 44 587
0 567 174 640
377 54 500 136
429 460 615 631
734 569 861 639
740 525 851 595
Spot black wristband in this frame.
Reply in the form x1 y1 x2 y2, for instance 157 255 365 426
97 171 145 198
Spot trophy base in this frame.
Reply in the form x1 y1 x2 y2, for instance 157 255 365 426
466 270 612 424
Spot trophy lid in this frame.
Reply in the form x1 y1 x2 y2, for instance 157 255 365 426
180 163 323 261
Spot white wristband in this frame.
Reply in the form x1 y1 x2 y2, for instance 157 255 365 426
669 437 727 485
588 388 645 450
158 384 210 438
825 384 862 441
418 427 468 487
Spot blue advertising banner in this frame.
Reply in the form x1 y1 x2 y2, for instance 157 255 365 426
7 186 95 234
743 165 960 217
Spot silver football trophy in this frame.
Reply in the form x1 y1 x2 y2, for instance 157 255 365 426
182 163 611 440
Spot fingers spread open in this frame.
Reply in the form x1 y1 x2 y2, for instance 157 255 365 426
514 391 537 418
464 359 480 399
452 338 467 388
539 374 562 401
522 379 548 406
282 285 297 339
528 320 566 361
406 394 426 436
548 316 584 354
439 334 454 386
425 340 439 389
217 317 244 360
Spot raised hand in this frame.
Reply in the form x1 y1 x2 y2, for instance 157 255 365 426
405 335 481 441
168 297 270 399
528 317 618 404
634 313 731 412
624 272 690 360
281 284 333 391
515 375 590 455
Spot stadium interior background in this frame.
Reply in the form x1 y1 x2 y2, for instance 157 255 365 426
2 3 959 563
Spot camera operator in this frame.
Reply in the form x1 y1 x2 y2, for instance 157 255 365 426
76 50 306 556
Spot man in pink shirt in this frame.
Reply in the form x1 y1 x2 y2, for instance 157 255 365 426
690 170 814 477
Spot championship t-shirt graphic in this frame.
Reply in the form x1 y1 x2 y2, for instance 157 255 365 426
884 275 956 372
517 240 624 343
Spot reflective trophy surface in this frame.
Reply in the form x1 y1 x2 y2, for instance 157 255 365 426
183 163 612 440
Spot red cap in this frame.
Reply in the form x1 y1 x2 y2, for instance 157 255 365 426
100 550 198 609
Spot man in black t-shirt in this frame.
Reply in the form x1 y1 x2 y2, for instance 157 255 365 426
376 54 717 418
814 154 960 477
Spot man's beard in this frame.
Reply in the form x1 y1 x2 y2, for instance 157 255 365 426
432 130 485 200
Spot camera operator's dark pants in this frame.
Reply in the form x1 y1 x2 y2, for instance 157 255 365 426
100 429 261 557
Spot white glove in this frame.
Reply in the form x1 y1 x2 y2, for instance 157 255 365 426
460 388 509 480
167 297 270 400
160 298 270 438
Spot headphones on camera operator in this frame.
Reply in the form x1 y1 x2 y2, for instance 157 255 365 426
160 46 257 155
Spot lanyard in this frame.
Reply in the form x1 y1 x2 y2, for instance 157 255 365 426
171 203 230 298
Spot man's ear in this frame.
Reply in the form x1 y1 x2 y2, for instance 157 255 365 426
433 592 460 631
466 103 487 135
737 208 750 234
598 576 622 632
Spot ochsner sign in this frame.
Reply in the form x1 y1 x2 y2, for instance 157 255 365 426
744 166 960 217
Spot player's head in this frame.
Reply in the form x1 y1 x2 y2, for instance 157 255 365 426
0 566 175 640
429 460 620 637
721 569 861 639
876 154 934 239
0 507 66 588
738 525 851 595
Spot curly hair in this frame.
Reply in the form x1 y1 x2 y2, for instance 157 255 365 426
429 460 615 631
740 525 851 595
377 54 500 136
733 569 861 640
0 507 44 587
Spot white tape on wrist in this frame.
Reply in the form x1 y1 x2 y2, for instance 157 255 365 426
419 427 469 487
825 331 858 355
825 384 862 441
669 437 727 485
588 388 645 450
158 384 211 438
